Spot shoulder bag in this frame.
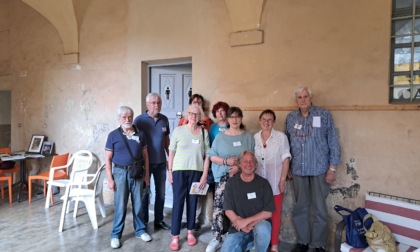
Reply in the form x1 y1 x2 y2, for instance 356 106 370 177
334 205 369 248
118 128 144 180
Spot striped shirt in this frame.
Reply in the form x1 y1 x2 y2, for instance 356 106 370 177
169 125 210 172
286 105 341 176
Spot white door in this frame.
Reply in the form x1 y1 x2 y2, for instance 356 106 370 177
149 64 192 208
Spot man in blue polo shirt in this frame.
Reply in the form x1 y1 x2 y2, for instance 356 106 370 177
105 106 151 249
135 93 171 230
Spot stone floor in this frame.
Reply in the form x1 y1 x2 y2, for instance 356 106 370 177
0 183 301 252
0 187 212 252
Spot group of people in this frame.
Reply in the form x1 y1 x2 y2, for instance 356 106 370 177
104 86 341 252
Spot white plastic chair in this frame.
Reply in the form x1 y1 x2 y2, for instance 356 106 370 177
45 150 93 208
58 164 106 232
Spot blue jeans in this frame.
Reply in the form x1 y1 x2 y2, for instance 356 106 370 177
111 167 147 239
221 220 271 252
140 162 167 224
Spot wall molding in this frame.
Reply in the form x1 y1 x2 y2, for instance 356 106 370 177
241 105 420 111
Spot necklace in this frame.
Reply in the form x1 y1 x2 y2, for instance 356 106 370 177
261 131 270 149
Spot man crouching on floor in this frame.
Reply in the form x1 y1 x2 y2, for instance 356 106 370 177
221 150 275 252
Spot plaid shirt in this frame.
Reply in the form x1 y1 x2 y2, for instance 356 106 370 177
285 105 341 176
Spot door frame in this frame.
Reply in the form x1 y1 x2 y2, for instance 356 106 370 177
140 57 192 208
141 57 192 110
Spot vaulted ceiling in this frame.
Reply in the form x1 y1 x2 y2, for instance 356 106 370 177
22 0 265 63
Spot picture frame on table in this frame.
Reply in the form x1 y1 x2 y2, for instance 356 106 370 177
27 135 45 154
41 141 54 155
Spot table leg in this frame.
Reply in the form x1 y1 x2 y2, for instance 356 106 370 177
17 159 27 203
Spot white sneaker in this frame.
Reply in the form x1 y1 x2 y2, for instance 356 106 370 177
206 238 221 252
139 232 152 242
111 238 121 249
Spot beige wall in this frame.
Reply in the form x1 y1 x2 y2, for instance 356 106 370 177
1 0 419 249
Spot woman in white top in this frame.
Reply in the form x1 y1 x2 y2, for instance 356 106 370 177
254 109 291 252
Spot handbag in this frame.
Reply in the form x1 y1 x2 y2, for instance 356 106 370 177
118 128 144 180
201 127 214 184
334 205 369 248
363 213 397 252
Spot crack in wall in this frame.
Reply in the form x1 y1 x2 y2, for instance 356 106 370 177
330 183 360 199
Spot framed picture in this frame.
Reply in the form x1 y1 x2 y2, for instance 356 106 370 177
41 141 54 155
27 135 45 154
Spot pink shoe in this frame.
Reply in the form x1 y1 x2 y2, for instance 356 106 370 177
170 236 179 251
187 232 197 246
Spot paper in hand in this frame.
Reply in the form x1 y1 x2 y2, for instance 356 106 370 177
189 182 209 195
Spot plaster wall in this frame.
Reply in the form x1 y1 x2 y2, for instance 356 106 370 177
0 0 419 249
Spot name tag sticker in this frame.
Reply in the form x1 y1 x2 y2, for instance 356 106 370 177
313 116 321 128
294 123 302 130
219 127 225 132
162 127 167 132
233 141 242 147
131 136 140 143
247 192 256 199
192 139 200 144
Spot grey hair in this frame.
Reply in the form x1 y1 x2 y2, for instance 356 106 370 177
146 93 161 103
184 104 204 121
117 106 134 117
237 150 258 168
293 87 313 99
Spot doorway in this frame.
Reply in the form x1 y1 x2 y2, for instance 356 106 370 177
150 64 192 133
149 63 192 208
0 90 11 148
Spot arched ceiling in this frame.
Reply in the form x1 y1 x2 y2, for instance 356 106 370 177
22 0 91 59
21 0 264 58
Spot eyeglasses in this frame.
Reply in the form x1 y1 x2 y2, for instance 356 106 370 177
261 118 274 123
148 101 162 105
189 112 201 117
294 118 312 137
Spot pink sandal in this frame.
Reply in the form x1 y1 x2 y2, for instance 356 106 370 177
187 231 197 246
170 236 179 251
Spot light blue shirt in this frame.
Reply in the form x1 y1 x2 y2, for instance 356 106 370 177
286 105 341 176
209 123 227 145
209 131 255 182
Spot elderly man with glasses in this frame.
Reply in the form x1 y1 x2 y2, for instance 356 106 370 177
134 93 171 231
285 87 341 252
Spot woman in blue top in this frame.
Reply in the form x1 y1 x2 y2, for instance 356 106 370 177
207 101 230 189
205 107 255 252
209 101 230 144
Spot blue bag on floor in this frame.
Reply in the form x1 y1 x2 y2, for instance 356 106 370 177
334 205 369 248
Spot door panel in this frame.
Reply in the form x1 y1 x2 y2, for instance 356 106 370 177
150 64 192 208
151 65 192 134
